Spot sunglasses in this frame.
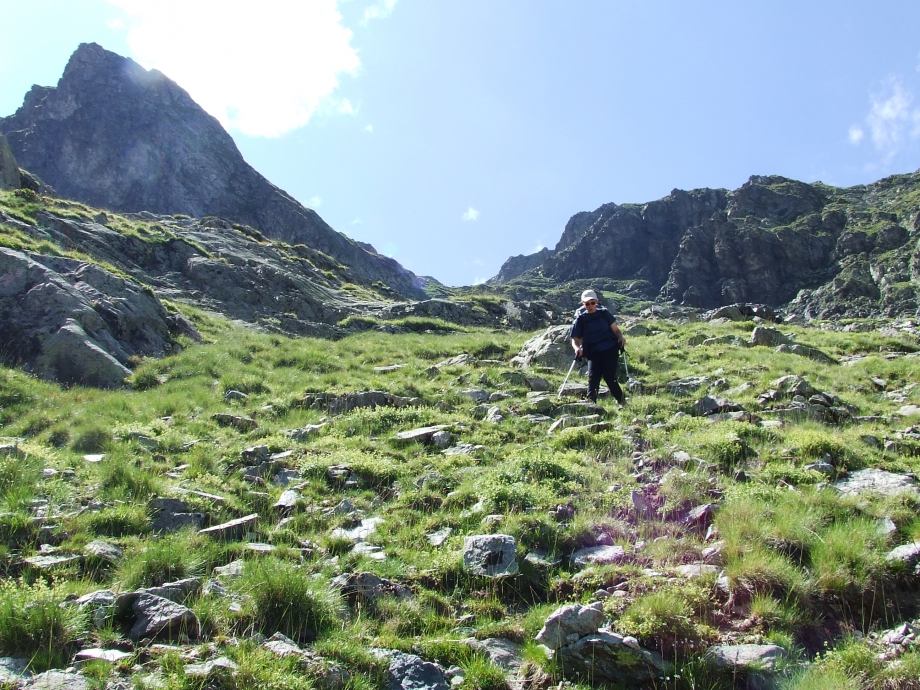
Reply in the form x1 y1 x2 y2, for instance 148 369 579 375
584 300 598 305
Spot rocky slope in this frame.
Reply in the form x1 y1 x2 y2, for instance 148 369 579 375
491 173 920 318
0 43 424 299
0 189 563 388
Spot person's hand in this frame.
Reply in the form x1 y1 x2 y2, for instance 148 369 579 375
574 346 584 358
619 337 627 351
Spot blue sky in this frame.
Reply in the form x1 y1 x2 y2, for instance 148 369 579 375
2 2 920 285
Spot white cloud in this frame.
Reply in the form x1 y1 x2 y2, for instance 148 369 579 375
308 196 322 208
106 18 125 30
472 276 486 285
363 0 397 24
338 99 357 116
861 77 920 157
107 0 361 138
533 242 545 252
364 124 374 132
462 207 480 222
848 126 864 144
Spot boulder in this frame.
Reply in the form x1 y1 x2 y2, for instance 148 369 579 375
511 325 573 371
555 632 671 687
772 375 816 398
385 651 450 690
462 534 518 577
775 343 836 365
0 247 183 389
749 326 791 347
886 542 920 570
464 638 523 673
34 318 132 389
666 376 710 396
331 572 412 604
128 593 199 641
535 603 605 650
693 396 743 416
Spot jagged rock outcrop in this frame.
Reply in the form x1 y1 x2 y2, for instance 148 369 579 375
0 43 424 298
0 245 189 388
492 173 920 318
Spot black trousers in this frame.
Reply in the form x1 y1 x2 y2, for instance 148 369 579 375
586 346 624 404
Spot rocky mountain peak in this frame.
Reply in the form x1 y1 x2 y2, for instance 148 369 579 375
0 43 424 298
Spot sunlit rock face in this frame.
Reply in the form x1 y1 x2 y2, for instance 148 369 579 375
0 43 423 297
490 173 920 319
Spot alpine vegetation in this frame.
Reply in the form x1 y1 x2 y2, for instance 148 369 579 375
2 272 920 689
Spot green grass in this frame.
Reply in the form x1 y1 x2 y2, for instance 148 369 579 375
2 302 920 687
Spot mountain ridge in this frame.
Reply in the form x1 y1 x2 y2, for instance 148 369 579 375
0 43 425 299
491 172 920 319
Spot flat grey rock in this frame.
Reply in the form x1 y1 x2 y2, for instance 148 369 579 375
329 517 383 543
464 638 523 672
84 539 123 563
23 554 81 570
427 528 453 547
570 544 625 568
0 658 29 685
26 670 89 690
394 426 450 444
75 648 134 663
184 657 238 677
833 469 920 498
706 644 786 671
198 513 259 540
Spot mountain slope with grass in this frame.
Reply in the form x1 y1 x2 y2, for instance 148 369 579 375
491 172 920 319
0 188 565 388
0 43 425 299
2 305 920 689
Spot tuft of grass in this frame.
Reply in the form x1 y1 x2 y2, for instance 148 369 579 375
0 580 86 671
117 530 204 589
240 558 342 643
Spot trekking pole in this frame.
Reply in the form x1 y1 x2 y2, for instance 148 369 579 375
557 357 580 400
622 346 629 380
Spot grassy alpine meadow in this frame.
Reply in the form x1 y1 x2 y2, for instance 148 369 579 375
2 307 920 688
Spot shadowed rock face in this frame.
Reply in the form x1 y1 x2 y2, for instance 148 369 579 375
491 172 920 318
0 43 423 298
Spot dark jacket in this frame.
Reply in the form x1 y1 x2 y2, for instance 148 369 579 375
570 306 617 354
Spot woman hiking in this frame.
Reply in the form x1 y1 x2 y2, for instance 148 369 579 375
570 289 627 405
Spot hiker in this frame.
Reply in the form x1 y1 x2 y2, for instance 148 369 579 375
570 289 626 405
